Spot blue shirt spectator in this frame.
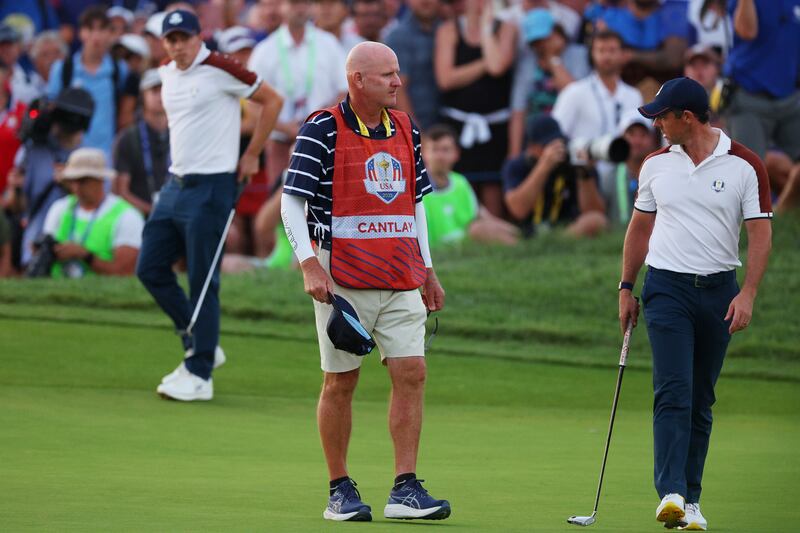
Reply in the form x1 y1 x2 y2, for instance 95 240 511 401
725 0 800 99
586 0 692 51
47 53 127 159
385 4 442 130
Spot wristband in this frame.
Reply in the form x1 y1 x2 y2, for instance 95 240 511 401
618 281 634 291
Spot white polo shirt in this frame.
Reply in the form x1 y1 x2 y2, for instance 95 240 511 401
552 73 643 140
635 130 773 275
160 44 261 176
248 24 347 134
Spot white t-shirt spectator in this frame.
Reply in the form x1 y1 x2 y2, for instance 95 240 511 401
552 72 643 140
160 44 261 176
43 193 145 249
248 23 347 135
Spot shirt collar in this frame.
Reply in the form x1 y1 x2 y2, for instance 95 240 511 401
669 128 731 157
170 43 210 72
341 95 393 138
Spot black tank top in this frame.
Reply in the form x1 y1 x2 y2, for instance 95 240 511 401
440 17 513 114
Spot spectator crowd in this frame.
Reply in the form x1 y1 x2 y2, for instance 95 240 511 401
0 0 798 278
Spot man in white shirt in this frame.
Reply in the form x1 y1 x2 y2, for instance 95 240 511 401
619 77 772 531
136 10 282 402
552 29 642 142
248 0 347 181
42 147 143 278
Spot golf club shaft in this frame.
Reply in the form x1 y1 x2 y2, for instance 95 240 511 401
591 321 633 514
186 207 236 336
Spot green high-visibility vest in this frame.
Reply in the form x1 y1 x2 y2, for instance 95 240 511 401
52 195 135 278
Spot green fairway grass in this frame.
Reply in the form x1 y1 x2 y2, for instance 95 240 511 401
2 317 799 532
1 216 799 531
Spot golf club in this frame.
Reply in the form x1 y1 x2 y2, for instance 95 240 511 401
185 182 245 337
567 318 634 527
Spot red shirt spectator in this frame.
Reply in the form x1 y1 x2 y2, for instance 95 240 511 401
0 87 26 194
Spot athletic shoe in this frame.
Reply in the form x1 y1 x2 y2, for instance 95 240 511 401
156 365 213 401
384 477 451 520
161 346 226 384
657 493 686 529
678 503 707 531
323 478 372 521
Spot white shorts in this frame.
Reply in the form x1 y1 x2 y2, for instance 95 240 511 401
313 248 427 373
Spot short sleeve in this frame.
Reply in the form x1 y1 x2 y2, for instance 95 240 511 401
42 197 68 236
633 159 657 213
205 52 261 99
412 121 432 202
741 160 773 220
501 157 528 193
112 208 145 248
659 1 692 41
284 114 335 199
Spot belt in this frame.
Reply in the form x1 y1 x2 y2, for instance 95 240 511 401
648 267 735 288
171 172 235 188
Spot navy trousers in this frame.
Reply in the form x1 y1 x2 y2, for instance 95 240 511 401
642 267 738 503
136 173 237 380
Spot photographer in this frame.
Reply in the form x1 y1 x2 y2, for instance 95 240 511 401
12 87 94 267
39 147 143 278
502 115 607 238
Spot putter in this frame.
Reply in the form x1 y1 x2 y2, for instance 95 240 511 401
567 319 634 527
185 182 245 337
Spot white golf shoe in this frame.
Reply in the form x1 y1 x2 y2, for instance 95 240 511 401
657 493 686 529
156 365 213 401
678 503 707 531
161 346 226 384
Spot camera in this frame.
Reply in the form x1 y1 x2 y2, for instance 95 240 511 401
25 234 57 278
568 135 630 166
18 88 95 145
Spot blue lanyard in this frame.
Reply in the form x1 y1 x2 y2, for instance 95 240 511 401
138 119 156 195
68 197 105 245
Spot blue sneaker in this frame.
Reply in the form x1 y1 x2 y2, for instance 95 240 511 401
323 478 372 521
383 478 451 520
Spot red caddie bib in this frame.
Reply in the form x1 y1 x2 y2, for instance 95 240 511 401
324 105 426 290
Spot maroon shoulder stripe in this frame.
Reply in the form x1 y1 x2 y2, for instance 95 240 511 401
728 140 772 215
643 145 670 164
201 51 258 86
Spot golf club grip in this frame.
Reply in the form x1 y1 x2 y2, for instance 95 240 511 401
618 321 633 367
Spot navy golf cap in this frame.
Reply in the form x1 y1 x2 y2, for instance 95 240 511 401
527 115 566 145
327 294 376 356
162 10 201 37
639 77 709 118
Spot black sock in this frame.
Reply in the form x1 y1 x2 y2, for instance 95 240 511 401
394 472 416 489
330 476 349 495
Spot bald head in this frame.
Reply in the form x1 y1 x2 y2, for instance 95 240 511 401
345 41 402 111
346 41 398 78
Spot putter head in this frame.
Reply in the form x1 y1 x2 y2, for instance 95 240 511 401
567 514 596 526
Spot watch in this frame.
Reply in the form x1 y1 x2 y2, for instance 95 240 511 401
618 281 634 291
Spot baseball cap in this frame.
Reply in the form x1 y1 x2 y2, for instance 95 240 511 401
617 108 654 135
162 10 201 37
523 9 555 43
638 77 709 118
217 26 256 54
139 69 162 91
107 6 134 26
145 12 166 36
117 34 150 58
326 294 376 356
526 115 565 145
62 148 116 181
684 43 721 64
0 23 20 43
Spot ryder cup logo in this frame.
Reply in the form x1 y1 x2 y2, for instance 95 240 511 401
168 12 183 24
364 152 405 204
712 179 725 193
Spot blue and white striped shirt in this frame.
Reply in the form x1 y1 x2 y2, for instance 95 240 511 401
284 98 432 249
